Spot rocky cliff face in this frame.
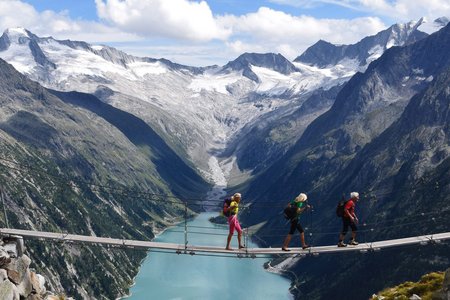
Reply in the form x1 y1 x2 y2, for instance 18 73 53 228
222 52 300 82
243 23 450 300
0 235 59 300
434 268 450 300
294 19 428 68
0 26 360 178
0 18 447 299
0 57 209 299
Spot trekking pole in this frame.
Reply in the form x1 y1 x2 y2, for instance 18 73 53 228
0 186 9 228
309 207 313 247
245 204 249 255
184 201 188 253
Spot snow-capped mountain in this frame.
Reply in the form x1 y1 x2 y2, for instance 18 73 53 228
221 52 300 82
0 20 426 181
0 27 347 178
249 22 450 299
433 16 450 28
295 18 428 69
0 54 211 299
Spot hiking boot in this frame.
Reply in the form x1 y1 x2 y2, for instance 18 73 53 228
337 241 347 247
349 240 359 246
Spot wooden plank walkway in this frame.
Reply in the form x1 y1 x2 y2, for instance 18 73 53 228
1 228 449 257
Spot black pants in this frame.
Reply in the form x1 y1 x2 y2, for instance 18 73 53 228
341 217 357 235
288 218 304 235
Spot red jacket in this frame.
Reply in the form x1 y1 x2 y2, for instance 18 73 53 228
344 199 355 218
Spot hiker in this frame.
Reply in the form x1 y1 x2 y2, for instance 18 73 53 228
282 193 311 251
338 192 360 247
225 193 245 250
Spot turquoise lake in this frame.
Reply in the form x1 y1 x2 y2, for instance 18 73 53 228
126 212 292 300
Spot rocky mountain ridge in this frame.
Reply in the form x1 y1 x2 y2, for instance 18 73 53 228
0 18 447 300
221 52 299 82
0 20 428 180
0 56 209 299
242 22 450 300
295 19 428 68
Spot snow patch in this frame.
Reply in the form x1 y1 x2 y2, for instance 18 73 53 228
334 58 362 76
127 61 167 76
208 156 227 186
0 43 36 73
291 59 360 94
5 28 29 42
367 45 384 63
40 39 135 80
251 65 298 95
188 69 242 94
386 38 396 49
91 45 104 51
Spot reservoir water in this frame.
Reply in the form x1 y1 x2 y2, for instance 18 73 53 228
126 212 292 300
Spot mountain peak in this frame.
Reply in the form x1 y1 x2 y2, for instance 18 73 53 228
395 18 424 31
1 27 33 46
294 19 428 68
0 27 56 70
387 18 425 43
222 52 298 82
5 27 30 38
434 16 450 27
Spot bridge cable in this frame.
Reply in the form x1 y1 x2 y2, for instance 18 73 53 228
0 157 444 208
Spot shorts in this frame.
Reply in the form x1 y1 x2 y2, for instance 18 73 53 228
341 217 357 235
228 215 242 235
288 218 304 235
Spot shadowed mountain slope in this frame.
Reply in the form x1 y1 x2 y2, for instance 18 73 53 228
0 58 209 298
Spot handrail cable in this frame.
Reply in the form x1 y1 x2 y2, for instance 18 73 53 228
0 157 444 208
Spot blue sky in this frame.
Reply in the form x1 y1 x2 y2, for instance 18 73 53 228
1 0 448 66
22 0 373 20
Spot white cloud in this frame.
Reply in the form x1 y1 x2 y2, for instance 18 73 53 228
219 7 386 60
0 0 40 30
268 0 332 8
226 40 266 55
1 0 447 66
276 44 300 60
358 0 450 23
117 43 235 66
270 0 450 24
0 0 140 43
95 0 231 41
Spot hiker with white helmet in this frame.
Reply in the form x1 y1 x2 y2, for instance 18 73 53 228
338 192 360 247
282 193 311 251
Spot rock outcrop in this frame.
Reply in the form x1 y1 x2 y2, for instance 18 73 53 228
0 235 69 300
433 268 450 300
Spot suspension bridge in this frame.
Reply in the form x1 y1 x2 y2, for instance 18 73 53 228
0 157 449 258
1 227 449 258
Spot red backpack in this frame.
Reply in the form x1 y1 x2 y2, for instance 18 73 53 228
222 198 232 217
336 196 348 217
